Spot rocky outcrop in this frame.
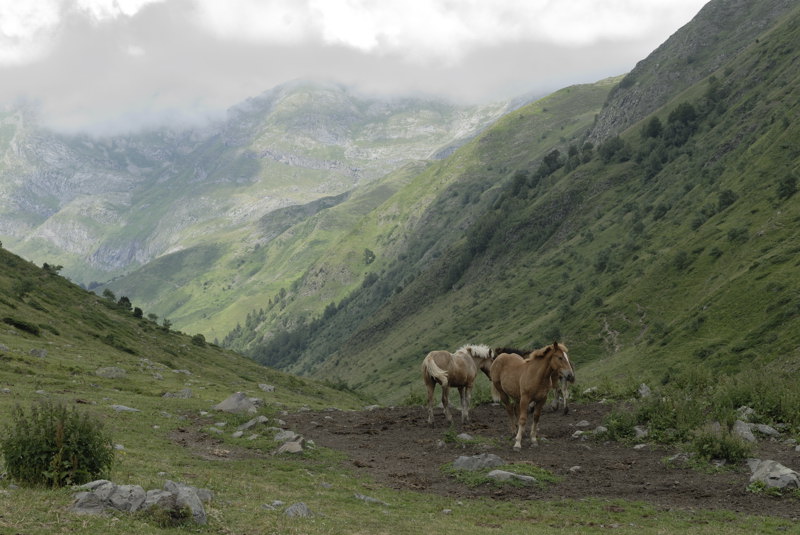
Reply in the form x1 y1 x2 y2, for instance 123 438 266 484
588 0 797 143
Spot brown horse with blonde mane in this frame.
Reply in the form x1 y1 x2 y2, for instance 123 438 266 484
421 344 495 426
494 346 574 415
491 341 575 449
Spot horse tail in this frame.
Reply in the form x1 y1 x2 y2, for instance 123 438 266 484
491 382 502 403
423 356 449 388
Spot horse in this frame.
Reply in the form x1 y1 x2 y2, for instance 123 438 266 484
421 344 495 426
549 376 572 415
494 346 574 415
490 341 575 449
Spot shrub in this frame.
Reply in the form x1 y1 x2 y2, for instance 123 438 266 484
689 424 752 464
0 401 114 487
2 317 40 335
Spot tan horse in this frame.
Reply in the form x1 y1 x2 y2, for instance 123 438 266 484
421 344 495 426
494 345 575 415
491 342 575 449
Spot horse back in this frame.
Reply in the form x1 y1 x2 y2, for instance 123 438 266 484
490 352 526 399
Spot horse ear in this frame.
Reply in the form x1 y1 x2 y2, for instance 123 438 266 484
552 340 559 349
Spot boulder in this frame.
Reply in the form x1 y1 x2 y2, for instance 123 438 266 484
748 459 800 489
163 388 193 399
733 420 757 443
486 470 537 484
107 484 146 512
452 453 505 471
213 392 257 414
164 480 207 525
284 502 314 517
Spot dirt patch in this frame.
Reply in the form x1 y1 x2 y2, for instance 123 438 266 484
282 402 800 519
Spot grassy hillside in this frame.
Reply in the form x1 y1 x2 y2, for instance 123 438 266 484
1 243 795 535
222 2 800 405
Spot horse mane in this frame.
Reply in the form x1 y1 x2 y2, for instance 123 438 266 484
457 344 493 359
528 342 569 361
494 347 533 358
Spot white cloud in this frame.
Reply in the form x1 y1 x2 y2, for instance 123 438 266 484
192 0 313 44
0 0 62 64
0 0 709 134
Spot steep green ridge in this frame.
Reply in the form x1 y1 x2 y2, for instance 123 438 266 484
224 0 800 402
0 245 367 414
1 82 510 286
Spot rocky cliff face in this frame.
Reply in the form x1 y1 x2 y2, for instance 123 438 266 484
589 0 797 143
0 82 511 282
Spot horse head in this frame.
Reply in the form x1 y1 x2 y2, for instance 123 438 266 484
547 341 575 383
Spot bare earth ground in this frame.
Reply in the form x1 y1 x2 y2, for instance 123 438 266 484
279 402 800 520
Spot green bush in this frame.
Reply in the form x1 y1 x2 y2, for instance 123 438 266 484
689 424 752 464
0 401 114 487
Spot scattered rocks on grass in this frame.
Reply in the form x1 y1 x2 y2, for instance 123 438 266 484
163 388 193 399
110 404 141 412
213 392 259 414
95 367 127 379
284 502 315 517
452 453 504 471
70 480 213 525
354 493 390 506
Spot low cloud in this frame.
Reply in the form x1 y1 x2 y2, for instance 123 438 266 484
0 0 707 135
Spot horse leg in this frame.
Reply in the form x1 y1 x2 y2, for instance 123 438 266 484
425 380 435 426
441 385 452 423
529 402 544 446
496 389 517 435
456 386 466 424
513 394 531 450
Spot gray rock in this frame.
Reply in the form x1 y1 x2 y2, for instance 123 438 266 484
733 420 757 443
143 489 177 511
213 392 257 414
163 388 193 399
274 430 300 443
107 484 146 512
452 453 504 471
637 383 651 398
259 384 275 392
284 502 314 517
110 405 141 412
751 423 780 437
456 433 473 441
354 493 390 506
29 348 47 358
69 492 106 515
276 440 305 454
486 469 537 484
634 425 649 439
748 459 800 489
95 367 126 379
164 480 207 525
237 415 270 431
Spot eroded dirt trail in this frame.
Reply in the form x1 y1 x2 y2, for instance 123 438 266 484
284 402 800 519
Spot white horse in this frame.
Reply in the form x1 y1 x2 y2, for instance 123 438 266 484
421 344 495 425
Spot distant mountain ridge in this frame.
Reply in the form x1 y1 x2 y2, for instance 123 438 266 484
216 0 800 402
0 81 512 284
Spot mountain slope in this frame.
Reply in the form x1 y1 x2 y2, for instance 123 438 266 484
225 0 800 402
1 82 511 285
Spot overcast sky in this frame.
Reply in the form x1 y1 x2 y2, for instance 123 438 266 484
0 0 708 136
